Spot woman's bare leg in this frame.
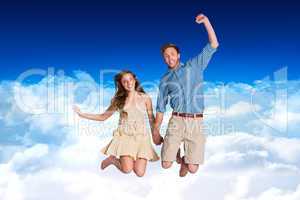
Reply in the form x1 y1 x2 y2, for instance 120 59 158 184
119 156 134 174
133 158 147 177
101 155 134 174
100 155 121 170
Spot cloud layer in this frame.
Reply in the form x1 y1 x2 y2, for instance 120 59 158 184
0 70 299 200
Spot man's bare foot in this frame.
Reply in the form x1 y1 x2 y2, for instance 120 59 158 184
176 149 182 164
179 157 188 177
100 155 115 170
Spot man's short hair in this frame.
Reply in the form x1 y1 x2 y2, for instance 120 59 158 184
160 43 180 54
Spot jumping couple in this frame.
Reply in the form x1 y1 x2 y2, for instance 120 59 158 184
73 13 219 177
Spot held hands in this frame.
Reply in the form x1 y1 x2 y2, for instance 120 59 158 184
195 13 208 24
152 127 164 145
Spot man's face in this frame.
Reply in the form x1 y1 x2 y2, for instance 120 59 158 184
163 47 180 69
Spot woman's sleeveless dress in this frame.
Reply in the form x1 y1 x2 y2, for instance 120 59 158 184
101 104 159 161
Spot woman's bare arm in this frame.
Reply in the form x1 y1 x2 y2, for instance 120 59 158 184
145 94 155 130
145 94 164 145
73 104 116 121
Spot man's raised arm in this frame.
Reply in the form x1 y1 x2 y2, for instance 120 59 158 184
196 13 219 48
186 13 219 71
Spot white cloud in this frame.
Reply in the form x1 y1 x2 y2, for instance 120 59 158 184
225 101 261 117
1 131 300 200
8 144 49 172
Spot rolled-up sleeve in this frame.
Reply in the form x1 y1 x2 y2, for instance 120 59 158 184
156 80 168 113
186 43 217 71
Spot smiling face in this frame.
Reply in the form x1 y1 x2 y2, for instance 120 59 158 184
163 47 180 69
120 73 136 92
112 70 145 111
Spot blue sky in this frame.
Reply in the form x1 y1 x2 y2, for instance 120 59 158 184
0 0 299 83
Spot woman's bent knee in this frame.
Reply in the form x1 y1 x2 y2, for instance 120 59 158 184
121 165 133 174
134 169 145 177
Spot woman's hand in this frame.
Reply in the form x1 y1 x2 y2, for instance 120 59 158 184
72 104 115 121
73 105 82 116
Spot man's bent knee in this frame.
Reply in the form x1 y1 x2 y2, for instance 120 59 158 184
162 161 173 169
187 164 199 173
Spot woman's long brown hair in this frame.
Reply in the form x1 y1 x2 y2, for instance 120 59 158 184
111 70 146 112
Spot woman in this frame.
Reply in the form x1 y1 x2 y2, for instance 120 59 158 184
73 70 161 177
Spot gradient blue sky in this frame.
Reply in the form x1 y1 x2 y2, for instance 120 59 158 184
0 0 299 83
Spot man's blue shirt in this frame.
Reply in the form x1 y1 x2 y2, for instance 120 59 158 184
156 43 217 114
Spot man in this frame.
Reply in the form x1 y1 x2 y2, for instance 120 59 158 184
152 13 219 177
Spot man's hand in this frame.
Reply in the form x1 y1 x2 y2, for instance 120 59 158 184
195 13 208 24
152 128 164 145
195 13 219 48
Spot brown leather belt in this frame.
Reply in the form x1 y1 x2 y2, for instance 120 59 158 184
172 112 203 118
